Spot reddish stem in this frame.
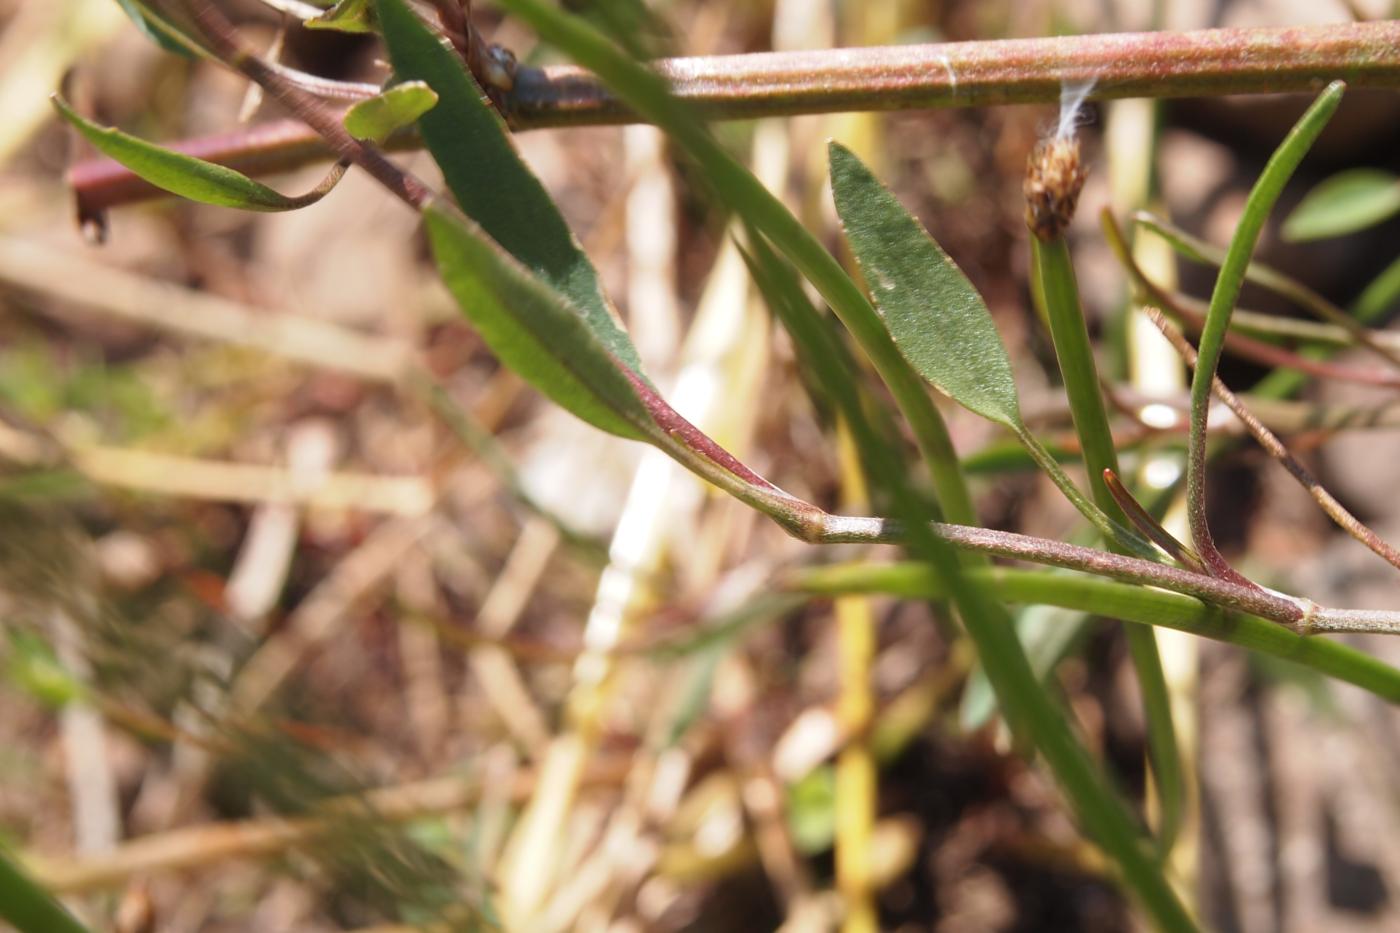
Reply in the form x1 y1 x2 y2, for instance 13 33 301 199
70 21 1400 214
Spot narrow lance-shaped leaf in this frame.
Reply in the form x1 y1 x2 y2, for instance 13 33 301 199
829 142 1152 557
52 96 344 212
344 81 439 143
1187 82 1344 577
1282 168 1400 241
421 200 650 441
374 0 645 378
829 142 1022 429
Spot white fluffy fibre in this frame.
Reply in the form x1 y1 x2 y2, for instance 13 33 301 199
1056 78 1099 140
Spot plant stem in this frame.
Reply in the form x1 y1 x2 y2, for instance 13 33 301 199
1145 307 1400 572
793 564 1400 701
1254 252 1400 399
1032 239 1124 515
1132 211 1400 370
505 21 1400 125
72 22 1400 217
1030 230 1184 859
1106 218 1400 390
185 0 432 210
1013 424 1155 559
1185 82 1343 582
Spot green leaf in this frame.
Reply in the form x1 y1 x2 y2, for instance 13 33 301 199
344 81 438 142
306 0 376 33
1187 83 1344 571
374 0 644 378
1283 168 1400 241
422 201 650 440
828 142 1022 430
0 850 90 933
114 0 206 58
5 632 86 708
52 96 342 212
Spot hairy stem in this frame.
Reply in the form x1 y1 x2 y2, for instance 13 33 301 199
72 21 1400 211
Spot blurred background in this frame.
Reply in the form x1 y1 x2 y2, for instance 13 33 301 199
2 0 1400 929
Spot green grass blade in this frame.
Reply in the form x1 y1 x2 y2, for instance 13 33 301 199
490 0 975 525
1187 82 1344 566
422 202 649 440
374 0 645 377
343 81 438 142
52 96 343 212
0 850 90 933
797 563 1400 704
737 232 907 495
1030 234 1184 850
1282 168 1400 241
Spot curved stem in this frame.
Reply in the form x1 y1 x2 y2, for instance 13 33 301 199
1182 84 1343 581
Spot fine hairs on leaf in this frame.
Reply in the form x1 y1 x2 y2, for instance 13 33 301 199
830 141 1156 559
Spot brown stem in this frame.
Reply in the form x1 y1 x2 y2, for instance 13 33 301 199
71 21 1400 212
1102 468 1206 573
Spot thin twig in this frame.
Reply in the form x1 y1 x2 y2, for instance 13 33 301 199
1148 287 1400 390
1145 307 1400 573
1132 210 1400 371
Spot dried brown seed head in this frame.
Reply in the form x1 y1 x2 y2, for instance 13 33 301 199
1024 136 1087 242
